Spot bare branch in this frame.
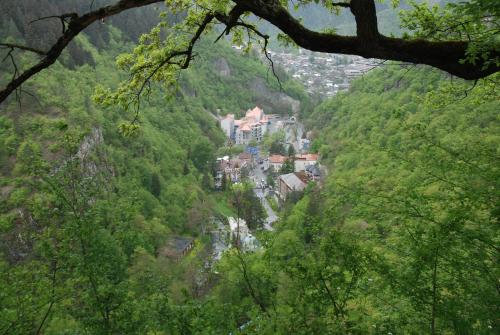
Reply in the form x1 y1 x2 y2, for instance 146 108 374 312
29 13 78 34
0 43 46 56
331 2 350 8
0 0 164 105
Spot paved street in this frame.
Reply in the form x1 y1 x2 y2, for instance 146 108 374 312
250 163 277 231
254 187 277 230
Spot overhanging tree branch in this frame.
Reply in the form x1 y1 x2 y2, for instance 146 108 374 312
0 0 164 105
232 0 499 80
129 13 215 119
1 0 499 106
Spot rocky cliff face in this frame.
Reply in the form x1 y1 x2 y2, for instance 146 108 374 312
2 127 111 264
213 57 231 77
211 55 302 115
249 77 300 115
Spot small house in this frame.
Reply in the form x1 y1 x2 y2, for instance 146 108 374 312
269 154 287 172
277 172 308 201
160 237 194 261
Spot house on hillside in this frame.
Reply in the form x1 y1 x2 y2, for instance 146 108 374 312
277 172 308 201
269 154 287 172
294 153 319 172
159 237 194 261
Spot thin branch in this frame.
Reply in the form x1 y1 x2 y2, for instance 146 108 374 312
35 260 58 335
0 43 46 56
0 0 164 105
262 36 282 91
131 13 215 115
30 13 78 34
331 2 350 8
214 9 282 90
460 79 479 99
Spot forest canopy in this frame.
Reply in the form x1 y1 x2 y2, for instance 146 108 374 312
0 1 499 335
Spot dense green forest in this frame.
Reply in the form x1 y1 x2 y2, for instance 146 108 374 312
0 2 306 333
1 0 499 334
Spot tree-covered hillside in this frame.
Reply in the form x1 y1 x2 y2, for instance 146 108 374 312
108 65 496 335
0 1 498 334
156 66 497 335
0 4 307 333
273 66 499 333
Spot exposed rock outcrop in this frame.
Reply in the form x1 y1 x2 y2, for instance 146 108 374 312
213 57 231 77
249 77 301 115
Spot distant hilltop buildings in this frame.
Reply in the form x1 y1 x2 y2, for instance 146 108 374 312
220 106 270 145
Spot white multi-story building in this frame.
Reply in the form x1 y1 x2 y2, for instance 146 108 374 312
220 106 269 145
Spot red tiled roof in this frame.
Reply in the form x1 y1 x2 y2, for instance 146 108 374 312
295 153 319 161
269 155 287 164
240 124 251 132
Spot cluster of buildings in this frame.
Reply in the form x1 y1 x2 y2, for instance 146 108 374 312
266 50 379 97
215 152 254 187
216 104 324 203
220 106 270 145
268 153 319 174
266 153 322 201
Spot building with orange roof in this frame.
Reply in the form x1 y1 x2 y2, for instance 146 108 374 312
269 154 287 172
294 153 319 172
220 106 270 145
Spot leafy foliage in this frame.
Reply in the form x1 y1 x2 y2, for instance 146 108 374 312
401 0 500 68
0 9 306 333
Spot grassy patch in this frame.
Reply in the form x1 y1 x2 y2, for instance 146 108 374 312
267 195 279 213
212 192 236 217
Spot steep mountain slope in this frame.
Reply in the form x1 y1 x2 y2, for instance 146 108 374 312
183 67 498 334
0 3 309 333
286 66 499 333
